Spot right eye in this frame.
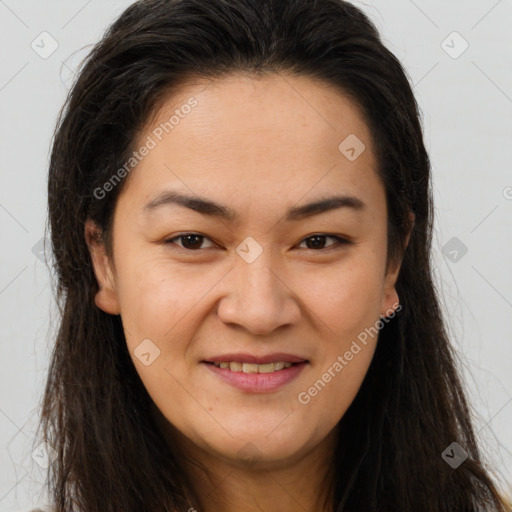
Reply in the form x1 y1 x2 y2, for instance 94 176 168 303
163 233 217 251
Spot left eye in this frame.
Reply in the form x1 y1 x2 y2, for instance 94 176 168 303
164 233 349 251
297 234 349 250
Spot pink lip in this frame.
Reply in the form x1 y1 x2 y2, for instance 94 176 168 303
204 352 308 365
202 361 308 393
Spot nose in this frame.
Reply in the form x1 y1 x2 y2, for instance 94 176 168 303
216 254 301 336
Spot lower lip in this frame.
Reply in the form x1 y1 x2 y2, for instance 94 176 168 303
202 362 307 393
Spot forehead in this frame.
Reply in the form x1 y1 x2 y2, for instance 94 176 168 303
121 72 382 218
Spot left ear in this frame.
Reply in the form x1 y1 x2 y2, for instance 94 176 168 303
380 212 415 317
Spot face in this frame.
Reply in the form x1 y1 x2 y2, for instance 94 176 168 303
86 72 404 471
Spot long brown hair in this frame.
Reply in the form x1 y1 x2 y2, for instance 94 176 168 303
38 0 509 510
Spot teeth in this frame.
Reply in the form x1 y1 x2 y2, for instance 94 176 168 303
212 361 295 373
229 362 243 372
258 363 276 373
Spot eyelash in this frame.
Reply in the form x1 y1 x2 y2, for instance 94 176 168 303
163 233 351 252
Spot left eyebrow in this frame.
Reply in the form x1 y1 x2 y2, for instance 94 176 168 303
142 190 365 221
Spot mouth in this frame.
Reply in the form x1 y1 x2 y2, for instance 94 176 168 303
202 353 309 393
204 360 301 374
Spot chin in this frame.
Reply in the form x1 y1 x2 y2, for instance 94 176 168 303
199 425 315 467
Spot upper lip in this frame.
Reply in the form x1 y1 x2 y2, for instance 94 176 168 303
204 353 308 365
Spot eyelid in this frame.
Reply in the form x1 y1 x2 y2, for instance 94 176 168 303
296 234 351 250
164 232 218 250
163 232 352 251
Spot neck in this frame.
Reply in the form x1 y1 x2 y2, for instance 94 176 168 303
186 433 337 512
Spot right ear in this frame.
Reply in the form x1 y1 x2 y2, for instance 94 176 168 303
84 219 120 315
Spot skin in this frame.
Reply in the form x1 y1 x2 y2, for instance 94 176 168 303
85 72 411 512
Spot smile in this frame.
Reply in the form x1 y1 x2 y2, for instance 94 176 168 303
209 361 294 373
203 360 308 393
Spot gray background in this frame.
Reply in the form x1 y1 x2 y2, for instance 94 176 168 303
0 0 511 510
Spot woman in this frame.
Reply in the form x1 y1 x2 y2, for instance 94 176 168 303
34 0 510 510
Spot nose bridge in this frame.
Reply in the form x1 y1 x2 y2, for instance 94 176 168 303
217 239 299 334
240 247 280 299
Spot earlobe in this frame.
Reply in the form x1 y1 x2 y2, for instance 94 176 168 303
84 219 121 315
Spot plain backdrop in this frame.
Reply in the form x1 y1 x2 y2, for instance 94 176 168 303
0 0 511 510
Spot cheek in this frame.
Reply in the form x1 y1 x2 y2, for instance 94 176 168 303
294 255 384 410
115 252 213 342
307 253 385 336
115 258 205 423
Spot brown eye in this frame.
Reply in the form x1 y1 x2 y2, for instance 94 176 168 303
163 233 350 252
164 233 216 250
298 235 350 251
